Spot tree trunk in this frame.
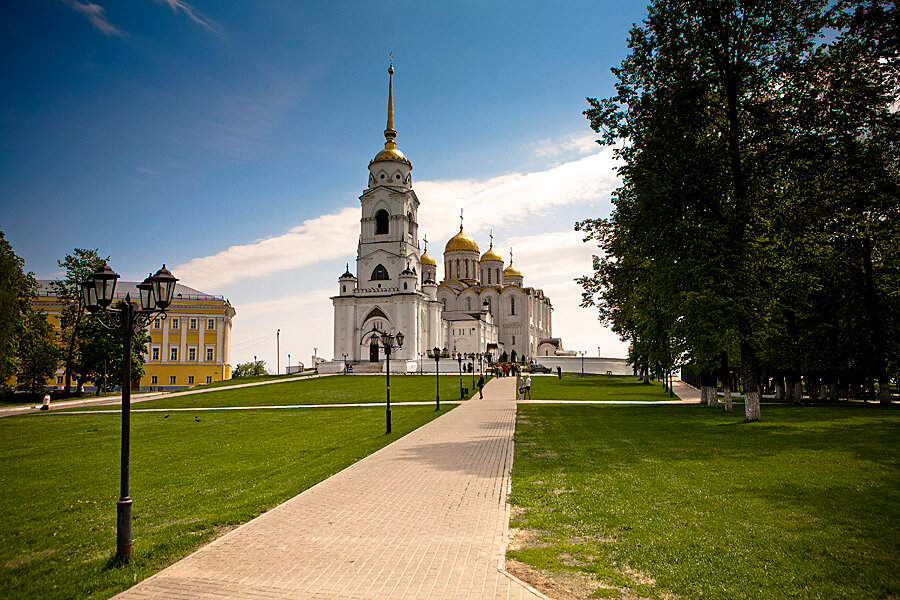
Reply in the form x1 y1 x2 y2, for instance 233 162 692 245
741 341 761 422
774 372 785 401
860 236 891 404
721 354 733 413
701 371 718 408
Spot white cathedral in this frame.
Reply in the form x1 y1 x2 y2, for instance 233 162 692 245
332 62 555 367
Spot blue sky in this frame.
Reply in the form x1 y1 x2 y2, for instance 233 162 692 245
1 0 649 368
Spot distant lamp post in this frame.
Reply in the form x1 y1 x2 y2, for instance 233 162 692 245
82 263 178 564
276 329 280 375
287 353 291 373
580 351 585 378
456 352 464 399
342 353 348 373
468 353 476 390
361 326 403 433
432 347 441 410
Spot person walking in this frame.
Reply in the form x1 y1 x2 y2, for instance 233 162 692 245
524 374 532 400
477 374 485 399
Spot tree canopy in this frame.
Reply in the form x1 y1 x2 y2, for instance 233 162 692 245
578 0 899 416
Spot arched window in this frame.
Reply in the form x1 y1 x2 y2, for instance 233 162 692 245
487 269 492 284
510 297 516 315
466 297 471 310
371 264 389 280
403 282 408 289
407 212 413 235
455 259 459 278
375 210 389 235
342 285 346 292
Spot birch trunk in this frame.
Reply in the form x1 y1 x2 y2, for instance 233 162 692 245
741 341 762 422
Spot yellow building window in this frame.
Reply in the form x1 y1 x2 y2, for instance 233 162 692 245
169 376 176 384
171 318 180 330
189 318 197 330
207 318 215 330
188 347 196 361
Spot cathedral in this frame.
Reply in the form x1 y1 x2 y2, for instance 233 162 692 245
331 62 554 367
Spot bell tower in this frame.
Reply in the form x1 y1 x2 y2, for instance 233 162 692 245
357 55 421 291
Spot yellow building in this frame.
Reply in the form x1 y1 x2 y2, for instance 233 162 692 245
32 281 235 390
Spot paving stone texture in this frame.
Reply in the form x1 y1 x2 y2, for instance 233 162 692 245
113 375 546 600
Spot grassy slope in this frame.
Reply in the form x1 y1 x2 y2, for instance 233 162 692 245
0 405 449 600
62 374 485 411
510 404 900 599
524 374 674 401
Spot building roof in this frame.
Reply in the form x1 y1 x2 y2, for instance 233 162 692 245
37 280 226 302
442 310 491 323
444 226 479 253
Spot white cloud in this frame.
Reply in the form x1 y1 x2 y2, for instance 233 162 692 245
153 0 222 34
417 147 618 245
175 147 619 291
61 0 127 37
531 133 600 158
174 207 359 289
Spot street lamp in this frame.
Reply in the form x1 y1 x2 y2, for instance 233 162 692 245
361 326 403 433
342 353 348 373
82 262 178 564
580 351 585 378
276 329 280 375
456 352 464 399
468 353 476 390
432 347 441 411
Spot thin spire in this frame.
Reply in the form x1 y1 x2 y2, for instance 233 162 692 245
460 208 464 231
489 229 493 248
423 234 428 252
510 247 514 264
384 53 397 149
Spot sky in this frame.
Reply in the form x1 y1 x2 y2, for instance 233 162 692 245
0 0 650 370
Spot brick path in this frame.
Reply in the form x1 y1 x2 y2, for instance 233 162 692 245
114 375 546 600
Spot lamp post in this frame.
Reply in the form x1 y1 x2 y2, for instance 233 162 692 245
342 353 348 373
456 352 464 399
361 326 403 433
276 329 280 375
580 351 585 378
433 347 441 410
81 262 178 564
469 353 476 390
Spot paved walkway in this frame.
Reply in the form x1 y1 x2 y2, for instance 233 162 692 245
114 376 545 600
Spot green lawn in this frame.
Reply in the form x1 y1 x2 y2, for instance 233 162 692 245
177 371 314 390
0 405 450 600
60 374 485 411
522 374 674 401
509 403 900 599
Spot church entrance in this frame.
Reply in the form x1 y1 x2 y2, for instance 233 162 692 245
370 340 379 362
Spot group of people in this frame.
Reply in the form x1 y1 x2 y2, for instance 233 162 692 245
495 363 521 377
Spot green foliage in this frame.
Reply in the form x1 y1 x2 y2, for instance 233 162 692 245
51 249 106 392
231 359 268 377
0 405 448 600
16 306 59 393
0 230 37 384
578 0 900 410
510 403 900 599
76 318 150 389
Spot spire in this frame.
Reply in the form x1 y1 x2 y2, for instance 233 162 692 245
460 208 464 232
423 234 428 252
489 229 493 248
384 53 396 150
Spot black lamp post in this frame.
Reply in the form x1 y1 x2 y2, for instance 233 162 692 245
469 353 476 390
432 347 441 410
456 352 464 399
342 353 348 373
580 351 585 377
361 326 403 433
81 262 177 564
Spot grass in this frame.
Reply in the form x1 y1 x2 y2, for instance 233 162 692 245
521 374 675 401
61 374 487 411
0 404 450 600
509 403 900 599
179 371 314 390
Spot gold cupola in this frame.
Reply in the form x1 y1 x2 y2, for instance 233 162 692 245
503 248 523 277
421 237 436 266
371 55 411 166
481 233 503 262
444 225 480 253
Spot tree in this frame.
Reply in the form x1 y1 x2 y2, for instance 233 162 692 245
581 0 833 421
16 305 59 394
51 249 105 394
0 230 37 386
232 360 268 378
77 318 150 393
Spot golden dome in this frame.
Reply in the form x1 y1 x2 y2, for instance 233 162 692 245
503 264 523 277
372 146 409 164
421 250 436 266
444 227 480 253
481 244 503 262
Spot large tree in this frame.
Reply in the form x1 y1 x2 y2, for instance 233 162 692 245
51 249 105 394
0 230 37 385
16 305 59 394
76 318 150 393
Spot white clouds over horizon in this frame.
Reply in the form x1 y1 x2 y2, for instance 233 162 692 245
176 146 619 290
